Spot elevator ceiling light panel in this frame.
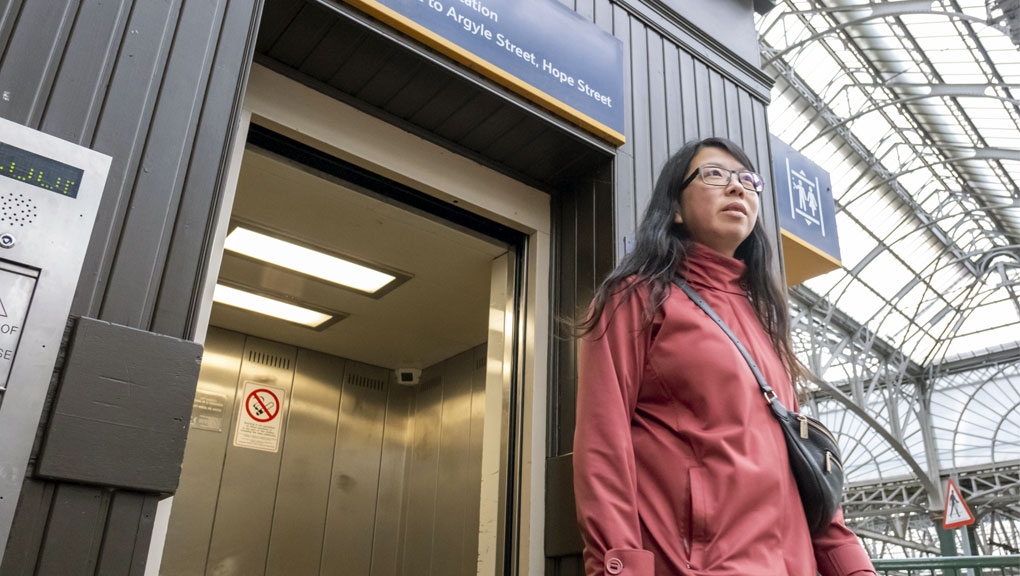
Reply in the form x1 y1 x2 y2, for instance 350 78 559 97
213 284 334 328
224 226 398 294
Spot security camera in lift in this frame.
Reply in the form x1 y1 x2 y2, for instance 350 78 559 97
396 368 421 386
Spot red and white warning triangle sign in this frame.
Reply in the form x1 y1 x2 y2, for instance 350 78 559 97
942 478 975 529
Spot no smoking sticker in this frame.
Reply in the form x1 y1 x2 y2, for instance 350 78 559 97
234 381 286 452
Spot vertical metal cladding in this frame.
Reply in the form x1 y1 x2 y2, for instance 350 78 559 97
0 0 262 573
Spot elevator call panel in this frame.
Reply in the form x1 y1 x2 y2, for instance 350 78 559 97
0 117 110 562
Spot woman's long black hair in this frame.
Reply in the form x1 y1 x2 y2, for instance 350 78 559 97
578 137 805 385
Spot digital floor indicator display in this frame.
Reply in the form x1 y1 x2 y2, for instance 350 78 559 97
0 142 83 199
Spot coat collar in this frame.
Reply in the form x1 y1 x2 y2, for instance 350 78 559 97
681 242 748 296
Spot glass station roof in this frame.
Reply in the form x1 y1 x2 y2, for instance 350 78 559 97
756 0 1020 369
755 2 1020 507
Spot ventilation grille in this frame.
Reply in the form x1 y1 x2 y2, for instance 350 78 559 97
418 377 441 393
0 191 37 225
347 372 385 391
247 350 291 370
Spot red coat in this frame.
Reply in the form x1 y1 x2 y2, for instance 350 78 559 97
574 243 875 576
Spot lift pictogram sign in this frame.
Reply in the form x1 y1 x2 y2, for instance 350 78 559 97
245 388 280 423
943 478 975 529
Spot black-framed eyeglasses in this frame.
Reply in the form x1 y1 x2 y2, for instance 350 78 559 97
681 164 764 193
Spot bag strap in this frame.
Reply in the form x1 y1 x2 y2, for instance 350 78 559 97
672 279 789 417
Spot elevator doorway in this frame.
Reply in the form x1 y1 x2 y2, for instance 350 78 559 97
159 128 524 576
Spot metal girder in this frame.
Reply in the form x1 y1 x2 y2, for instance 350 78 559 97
802 85 1020 150
761 0 1007 67
843 462 1020 557
987 0 1020 47
764 49 986 278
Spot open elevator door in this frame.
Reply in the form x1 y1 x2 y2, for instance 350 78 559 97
159 127 527 576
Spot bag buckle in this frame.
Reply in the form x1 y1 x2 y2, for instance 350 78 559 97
763 390 777 405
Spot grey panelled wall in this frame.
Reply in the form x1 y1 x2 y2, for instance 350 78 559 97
546 0 777 573
0 0 262 573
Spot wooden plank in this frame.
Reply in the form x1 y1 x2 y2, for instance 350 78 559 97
69 0 182 320
151 0 262 338
0 0 77 126
39 0 132 145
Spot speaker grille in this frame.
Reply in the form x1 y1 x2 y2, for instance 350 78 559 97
0 191 37 225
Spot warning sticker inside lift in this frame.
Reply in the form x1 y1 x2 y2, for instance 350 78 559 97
233 381 286 452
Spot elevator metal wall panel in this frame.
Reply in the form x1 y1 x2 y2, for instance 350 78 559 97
265 349 344 576
205 337 297 576
320 362 390 576
400 369 444 574
464 346 488 576
371 383 413 576
431 348 476 576
161 327 246 576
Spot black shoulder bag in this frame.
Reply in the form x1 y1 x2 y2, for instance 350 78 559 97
674 279 844 535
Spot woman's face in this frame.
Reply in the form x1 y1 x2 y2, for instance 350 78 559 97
676 147 760 258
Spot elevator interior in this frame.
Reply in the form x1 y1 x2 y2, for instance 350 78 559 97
160 135 517 576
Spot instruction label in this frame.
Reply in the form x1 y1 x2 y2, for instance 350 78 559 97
191 388 227 432
233 381 286 452
0 268 36 390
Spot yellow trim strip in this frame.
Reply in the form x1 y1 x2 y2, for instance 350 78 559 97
341 0 626 147
781 228 842 268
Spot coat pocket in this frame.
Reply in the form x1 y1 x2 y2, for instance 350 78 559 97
689 467 708 544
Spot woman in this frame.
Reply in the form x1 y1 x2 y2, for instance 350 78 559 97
573 137 875 576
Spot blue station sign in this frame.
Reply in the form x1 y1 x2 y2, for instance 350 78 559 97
346 0 626 145
771 136 841 262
